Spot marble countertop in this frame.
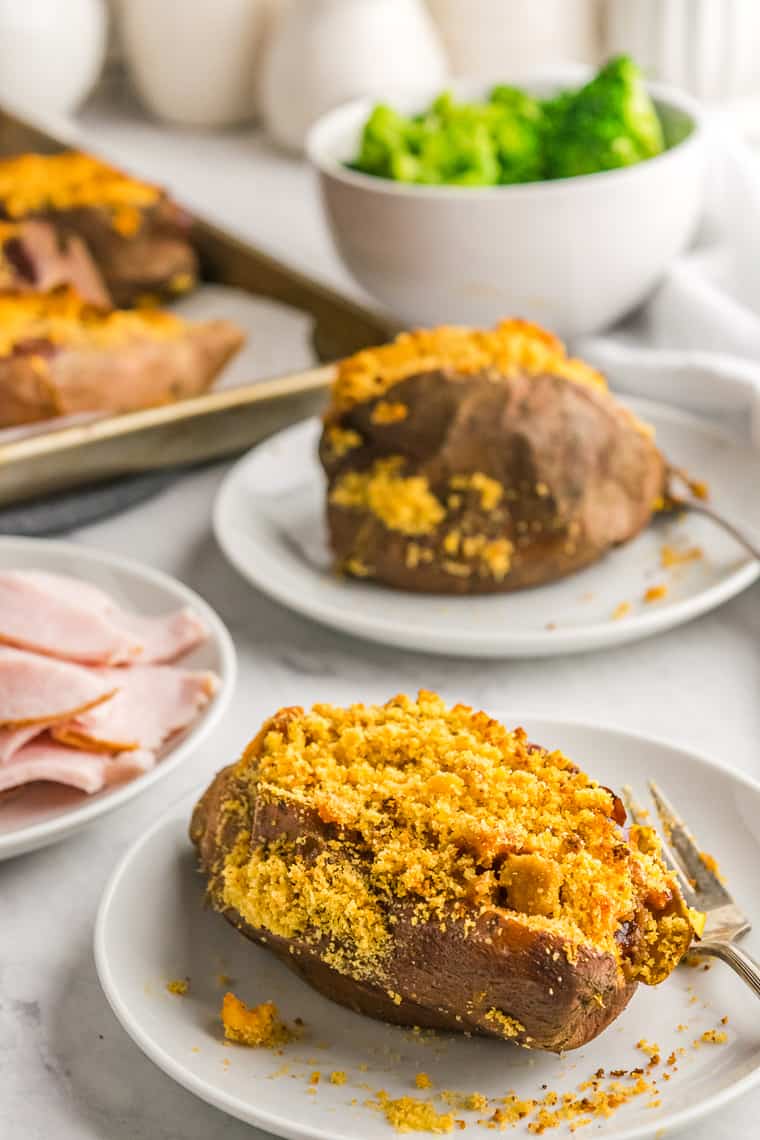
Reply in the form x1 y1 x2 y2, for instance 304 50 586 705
2 95 759 1140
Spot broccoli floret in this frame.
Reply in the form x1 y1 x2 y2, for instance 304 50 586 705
353 105 420 180
350 58 665 187
489 85 545 184
543 56 665 179
353 88 545 187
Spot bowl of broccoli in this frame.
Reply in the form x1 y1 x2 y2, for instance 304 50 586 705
307 58 706 338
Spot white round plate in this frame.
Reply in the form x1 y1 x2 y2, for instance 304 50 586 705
213 400 759 658
0 537 236 860
95 717 760 1140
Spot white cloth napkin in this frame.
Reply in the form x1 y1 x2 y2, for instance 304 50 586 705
576 115 760 448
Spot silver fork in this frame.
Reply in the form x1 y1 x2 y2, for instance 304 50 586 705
623 780 760 998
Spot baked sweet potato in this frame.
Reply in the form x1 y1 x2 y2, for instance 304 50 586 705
191 692 693 1053
319 321 665 594
0 152 198 307
0 290 244 427
0 220 110 306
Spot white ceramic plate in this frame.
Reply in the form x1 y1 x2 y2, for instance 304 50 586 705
95 717 760 1140
0 537 236 860
213 400 759 658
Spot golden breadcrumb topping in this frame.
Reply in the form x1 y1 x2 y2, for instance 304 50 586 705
220 993 292 1047
325 425 363 459
449 472 503 511
330 457 445 536
219 693 690 985
371 400 409 424
0 289 184 357
328 320 606 415
0 151 160 235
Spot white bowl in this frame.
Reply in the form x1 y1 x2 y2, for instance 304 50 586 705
307 71 707 338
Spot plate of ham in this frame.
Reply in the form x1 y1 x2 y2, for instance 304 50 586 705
0 538 236 859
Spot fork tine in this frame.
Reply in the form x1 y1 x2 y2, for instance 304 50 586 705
622 786 697 902
648 781 733 906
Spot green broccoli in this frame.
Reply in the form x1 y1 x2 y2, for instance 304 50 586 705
543 56 665 180
353 87 545 187
350 57 666 187
489 85 545 184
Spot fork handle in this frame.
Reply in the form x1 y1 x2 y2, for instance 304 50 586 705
696 941 760 999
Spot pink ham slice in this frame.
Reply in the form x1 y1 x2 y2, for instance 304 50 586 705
53 665 218 753
0 724 43 764
0 570 208 665
0 734 155 794
0 646 116 728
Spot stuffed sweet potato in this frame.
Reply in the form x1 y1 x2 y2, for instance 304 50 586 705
191 692 694 1053
0 152 198 306
319 321 665 594
0 220 110 306
0 290 243 427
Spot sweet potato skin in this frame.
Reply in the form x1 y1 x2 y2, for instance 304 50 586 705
0 318 244 427
320 369 666 594
190 764 637 1054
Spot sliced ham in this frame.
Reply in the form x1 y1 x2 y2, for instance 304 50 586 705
0 647 116 728
53 666 218 753
0 724 43 764
0 571 142 664
0 734 155 794
0 570 209 665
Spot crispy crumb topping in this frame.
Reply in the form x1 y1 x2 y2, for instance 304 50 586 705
330 457 446 536
0 151 160 234
219 692 691 985
220 993 293 1047
0 289 184 357
328 321 606 415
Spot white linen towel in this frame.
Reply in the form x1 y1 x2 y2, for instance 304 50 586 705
576 115 760 448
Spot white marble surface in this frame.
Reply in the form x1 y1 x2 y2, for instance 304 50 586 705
2 95 760 1140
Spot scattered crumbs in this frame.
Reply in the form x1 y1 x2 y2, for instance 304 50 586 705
721 1016 729 1025
220 993 296 1048
696 1029 728 1047
636 1039 660 1060
166 978 189 996
330 1071 347 1085
222 1057 230 1069
687 477 710 501
307 1088 317 1096
441 1091 488 1112
643 584 668 604
612 601 632 621
359 1063 369 1072
661 544 703 569
310 1071 321 1085
191 1046 200 1055
416 1073 433 1090
368 1092 455 1134
545 622 557 631
217 973 233 987
676 1024 687 1032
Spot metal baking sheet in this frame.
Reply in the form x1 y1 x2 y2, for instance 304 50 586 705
0 107 391 507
